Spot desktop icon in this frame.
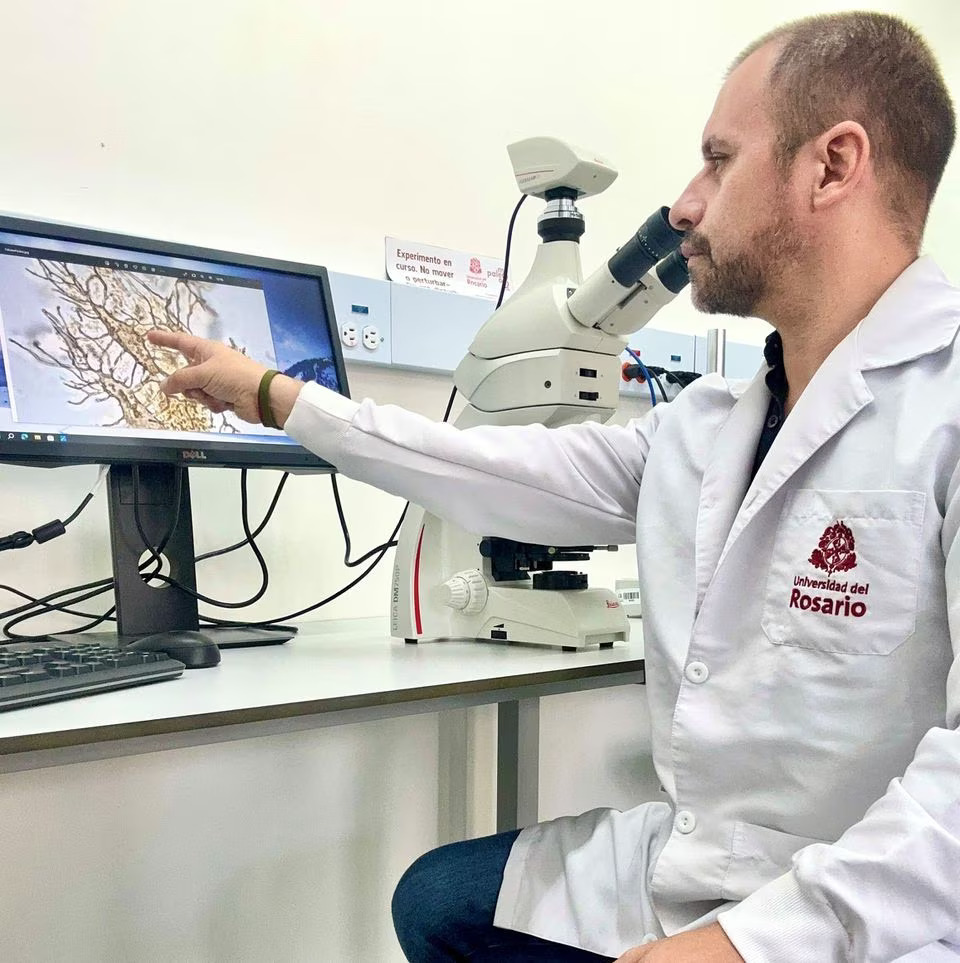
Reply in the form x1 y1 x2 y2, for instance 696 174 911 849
46 434 55 442
20 433 28 441
5 432 13 440
33 434 41 441
59 434 67 442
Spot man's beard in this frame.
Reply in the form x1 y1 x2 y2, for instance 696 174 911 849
687 215 803 317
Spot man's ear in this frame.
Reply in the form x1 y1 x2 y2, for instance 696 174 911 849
809 121 871 211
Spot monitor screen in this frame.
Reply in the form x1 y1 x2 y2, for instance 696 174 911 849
0 214 348 470
0 214 349 646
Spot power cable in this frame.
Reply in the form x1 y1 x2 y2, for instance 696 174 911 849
0 466 108 553
441 192 527 424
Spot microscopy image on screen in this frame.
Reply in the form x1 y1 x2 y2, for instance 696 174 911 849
0 255 276 434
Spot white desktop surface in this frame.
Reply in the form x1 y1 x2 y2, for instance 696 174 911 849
0 617 650 963
0 617 645 759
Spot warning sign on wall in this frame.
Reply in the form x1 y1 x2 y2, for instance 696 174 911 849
386 237 508 301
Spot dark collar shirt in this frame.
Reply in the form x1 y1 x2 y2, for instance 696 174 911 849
750 330 788 482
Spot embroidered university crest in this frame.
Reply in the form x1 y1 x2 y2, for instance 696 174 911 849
808 520 857 575
789 519 869 619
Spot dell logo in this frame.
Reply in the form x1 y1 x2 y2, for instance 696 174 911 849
181 450 207 461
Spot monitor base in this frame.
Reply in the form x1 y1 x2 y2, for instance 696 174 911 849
200 625 298 649
47 625 297 650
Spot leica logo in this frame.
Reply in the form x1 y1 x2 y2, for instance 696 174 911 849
181 450 207 461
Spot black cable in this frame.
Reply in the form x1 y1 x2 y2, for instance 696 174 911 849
640 364 674 403
1 466 283 637
2 467 290 637
496 193 527 310
1 579 113 622
141 468 271 609
0 473 103 553
9 463 336 635
649 370 669 403
0 526 235 638
329 474 399 567
203 502 408 628
1 472 262 639
132 465 183 579
664 370 702 389
441 192 527 424
4 602 117 639
0 468 133 637
62 491 95 527
196 471 290 563
441 384 458 424
1 577 117 640
289 193 528 623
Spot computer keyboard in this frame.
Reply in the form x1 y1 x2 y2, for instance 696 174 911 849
0 640 185 712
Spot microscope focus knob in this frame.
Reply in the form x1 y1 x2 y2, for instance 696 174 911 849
441 570 488 614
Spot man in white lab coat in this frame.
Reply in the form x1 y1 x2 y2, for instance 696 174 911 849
148 10 959 962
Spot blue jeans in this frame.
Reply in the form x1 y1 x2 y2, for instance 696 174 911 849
392 829 615 962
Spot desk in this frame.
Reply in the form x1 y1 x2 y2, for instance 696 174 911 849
0 618 645 833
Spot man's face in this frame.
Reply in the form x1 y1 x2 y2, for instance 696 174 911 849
669 44 805 320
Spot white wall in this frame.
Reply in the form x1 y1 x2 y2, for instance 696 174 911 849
0 1 956 961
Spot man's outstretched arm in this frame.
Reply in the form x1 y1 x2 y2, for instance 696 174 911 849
147 327 673 546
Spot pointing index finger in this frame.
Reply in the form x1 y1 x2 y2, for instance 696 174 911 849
161 360 213 397
147 328 204 361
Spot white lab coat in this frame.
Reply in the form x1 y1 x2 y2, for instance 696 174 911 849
283 256 960 962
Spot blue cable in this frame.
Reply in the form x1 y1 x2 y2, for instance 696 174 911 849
626 346 658 407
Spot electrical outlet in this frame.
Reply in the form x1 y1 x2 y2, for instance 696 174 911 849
340 322 359 348
361 325 382 350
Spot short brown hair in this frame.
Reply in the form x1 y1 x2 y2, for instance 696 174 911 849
733 12 955 246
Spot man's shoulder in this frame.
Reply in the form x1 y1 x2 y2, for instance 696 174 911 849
673 372 746 407
648 372 744 434
858 256 960 371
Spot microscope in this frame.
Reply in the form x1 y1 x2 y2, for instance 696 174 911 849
391 137 689 649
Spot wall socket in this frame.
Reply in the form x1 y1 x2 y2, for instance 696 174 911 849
361 324 382 350
340 322 359 348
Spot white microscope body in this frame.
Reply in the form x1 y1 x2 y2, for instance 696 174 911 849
390 137 689 649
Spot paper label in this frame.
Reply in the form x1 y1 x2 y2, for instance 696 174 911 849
385 237 508 300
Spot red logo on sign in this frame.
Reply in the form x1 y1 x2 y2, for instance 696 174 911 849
808 521 857 575
469 257 482 275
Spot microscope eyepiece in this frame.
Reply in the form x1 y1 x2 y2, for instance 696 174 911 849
607 206 684 287
564 205 689 335
655 249 690 294
639 206 685 259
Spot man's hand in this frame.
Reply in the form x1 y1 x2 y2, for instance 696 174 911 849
146 329 302 427
615 923 744 962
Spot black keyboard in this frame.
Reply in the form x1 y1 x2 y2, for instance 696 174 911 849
0 641 185 712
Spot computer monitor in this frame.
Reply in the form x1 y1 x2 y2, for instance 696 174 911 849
0 213 349 646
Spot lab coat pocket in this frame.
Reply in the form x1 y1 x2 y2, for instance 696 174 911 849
720 821 829 901
761 489 925 655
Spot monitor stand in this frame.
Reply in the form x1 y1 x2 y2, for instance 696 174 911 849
54 626 297 649
48 464 295 650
